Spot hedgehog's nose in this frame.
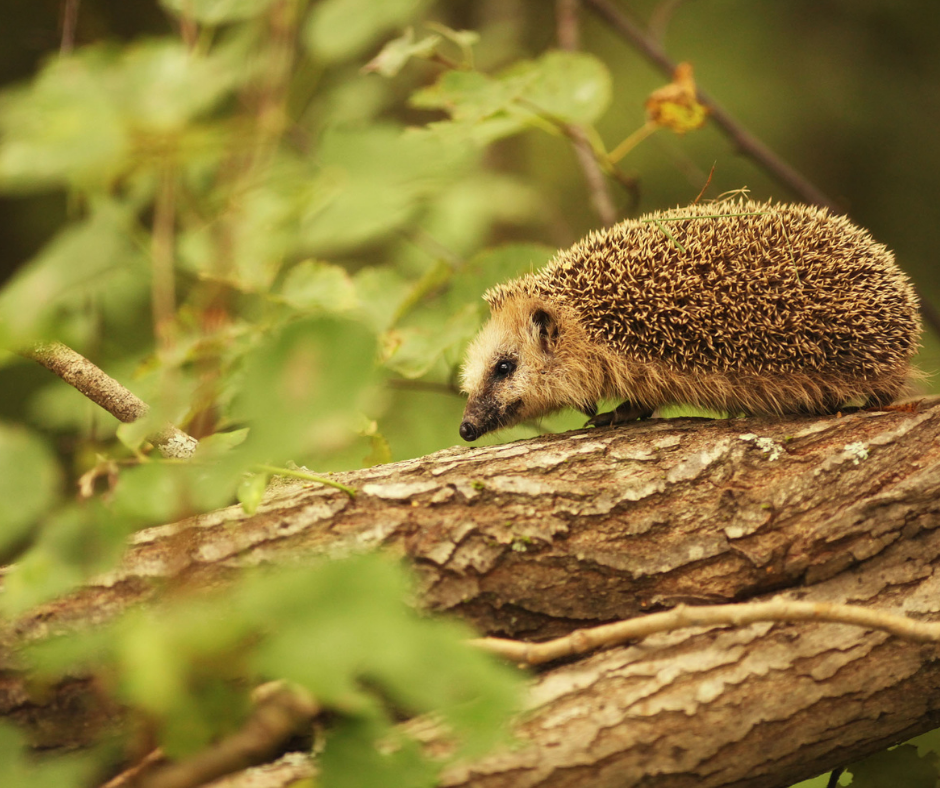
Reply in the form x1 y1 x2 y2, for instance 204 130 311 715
459 421 480 442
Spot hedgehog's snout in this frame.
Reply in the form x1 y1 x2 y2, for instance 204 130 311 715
460 395 524 442
459 421 480 442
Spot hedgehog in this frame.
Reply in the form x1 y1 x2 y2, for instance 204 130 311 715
458 198 921 442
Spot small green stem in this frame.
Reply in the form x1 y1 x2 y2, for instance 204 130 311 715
608 121 657 164
652 218 685 253
255 464 357 498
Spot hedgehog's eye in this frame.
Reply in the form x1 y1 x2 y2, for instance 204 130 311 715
493 359 515 379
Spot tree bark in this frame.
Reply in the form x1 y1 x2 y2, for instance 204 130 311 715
4 400 940 787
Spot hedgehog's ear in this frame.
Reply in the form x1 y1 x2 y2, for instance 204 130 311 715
532 308 558 352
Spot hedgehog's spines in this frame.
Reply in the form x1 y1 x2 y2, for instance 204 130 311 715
486 198 919 379
461 199 921 440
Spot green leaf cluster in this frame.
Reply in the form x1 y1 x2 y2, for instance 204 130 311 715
0 1 575 782
412 50 611 144
19 555 523 783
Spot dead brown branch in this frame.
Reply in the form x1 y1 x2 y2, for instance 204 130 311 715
23 341 197 459
472 598 940 666
134 687 319 788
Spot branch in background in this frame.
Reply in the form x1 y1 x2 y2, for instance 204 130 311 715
556 0 618 226
23 341 198 460
583 0 836 210
103 685 320 788
59 0 80 56
471 598 940 666
582 0 940 342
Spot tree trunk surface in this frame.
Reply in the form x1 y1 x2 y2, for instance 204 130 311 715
4 400 940 788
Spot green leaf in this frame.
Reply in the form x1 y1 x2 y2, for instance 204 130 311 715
108 40 239 131
114 461 238 522
0 53 127 190
111 463 195 524
304 0 431 63
410 69 525 124
235 316 380 469
363 28 441 77
425 23 480 52
848 743 939 788
245 557 523 755
411 51 611 143
28 378 119 435
382 304 481 379
417 172 544 259
0 200 145 347
160 0 278 24
512 51 612 125
0 503 131 616
23 555 522 783
0 40 241 192
237 471 269 514
301 125 470 254
360 419 392 467
114 604 251 757
449 243 555 310
320 715 437 788
179 151 316 290
353 267 412 333
0 423 60 557
280 260 359 313
194 428 251 459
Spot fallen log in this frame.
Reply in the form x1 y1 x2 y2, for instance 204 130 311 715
3 400 940 787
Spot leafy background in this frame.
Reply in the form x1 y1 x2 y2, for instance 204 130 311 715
0 0 938 786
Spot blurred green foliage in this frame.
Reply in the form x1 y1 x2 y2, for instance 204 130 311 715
0 0 937 785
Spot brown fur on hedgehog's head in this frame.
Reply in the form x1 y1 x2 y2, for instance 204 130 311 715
458 296 604 442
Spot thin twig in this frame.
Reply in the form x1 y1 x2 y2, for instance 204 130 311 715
100 749 167 788
651 217 685 253
152 168 177 350
557 0 618 226
470 598 940 666
23 342 198 459
608 120 657 164
567 125 619 226
254 464 356 499
59 0 80 56
137 686 320 788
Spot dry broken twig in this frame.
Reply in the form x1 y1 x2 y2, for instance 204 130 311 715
22 341 198 459
471 597 940 666
109 686 320 788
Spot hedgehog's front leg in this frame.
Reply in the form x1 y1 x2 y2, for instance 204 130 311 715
587 400 654 428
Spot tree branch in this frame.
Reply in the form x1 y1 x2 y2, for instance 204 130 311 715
557 0 618 226
5 400 940 787
22 341 197 459
136 687 319 788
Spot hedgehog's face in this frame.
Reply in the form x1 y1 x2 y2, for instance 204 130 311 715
459 302 576 442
